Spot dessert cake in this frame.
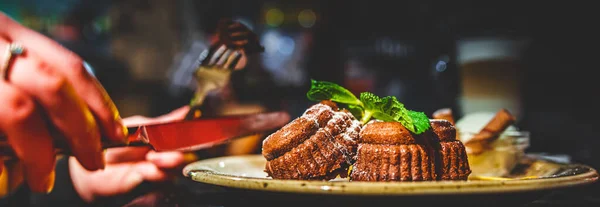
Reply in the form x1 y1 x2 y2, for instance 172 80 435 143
262 101 362 180
350 120 471 181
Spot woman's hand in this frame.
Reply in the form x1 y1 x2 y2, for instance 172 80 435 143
0 13 126 192
69 147 188 203
69 106 191 203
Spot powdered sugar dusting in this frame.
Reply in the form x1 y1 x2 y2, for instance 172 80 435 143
342 120 361 142
325 113 346 134
302 103 334 127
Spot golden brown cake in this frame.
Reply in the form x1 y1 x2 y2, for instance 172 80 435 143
262 101 362 180
350 119 471 181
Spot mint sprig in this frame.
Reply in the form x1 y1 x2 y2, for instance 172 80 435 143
406 110 431 134
306 80 431 134
306 79 363 106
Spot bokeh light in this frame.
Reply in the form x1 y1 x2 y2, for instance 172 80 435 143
297 9 316 28
265 8 284 27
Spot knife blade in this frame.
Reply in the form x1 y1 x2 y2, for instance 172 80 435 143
0 111 290 160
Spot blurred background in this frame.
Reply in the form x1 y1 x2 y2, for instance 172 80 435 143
0 0 598 168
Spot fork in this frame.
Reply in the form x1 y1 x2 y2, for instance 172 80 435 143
185 19 264 120
188 44 243 109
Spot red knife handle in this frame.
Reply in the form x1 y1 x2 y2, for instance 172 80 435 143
0 126 149 161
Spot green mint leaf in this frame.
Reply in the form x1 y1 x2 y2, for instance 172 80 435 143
372 111 397 122
358 92 381 123
358 92 380 111
398 118 416 133
305 79 431 134
379 96 408 121
360 92 430 134
347 105 365 121
361 92 408 122
306 80 362 106
407 110 432 134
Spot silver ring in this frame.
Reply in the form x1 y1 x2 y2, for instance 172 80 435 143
1 43 25 81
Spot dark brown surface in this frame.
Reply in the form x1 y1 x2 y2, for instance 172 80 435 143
350 143 437 181
360 119 456 145
262 103 361 180
265 130 347 180
261 117 319 161
351 120 470 181
359 121 416 145
439 141 471 180
428 119 457 142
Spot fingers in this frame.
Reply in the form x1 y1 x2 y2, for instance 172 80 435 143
216 19 263 54
69 157 148 202
104 146 151 164
155 105 190 121
6 45 104 171
103 145 187 169
147 105 190 123
0 81 55 193
131 162 169 181
69 73 127 144
220 21 250 48
146 151 185 168
104 146 185 168
69 156 172 202
2 17 126 143
120 115 154 126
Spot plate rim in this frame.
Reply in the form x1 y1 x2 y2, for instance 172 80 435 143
183 154 599 196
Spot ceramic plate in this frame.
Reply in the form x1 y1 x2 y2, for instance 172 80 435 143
183 154 598 197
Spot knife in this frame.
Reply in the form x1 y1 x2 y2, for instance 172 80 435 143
0 111 290 160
